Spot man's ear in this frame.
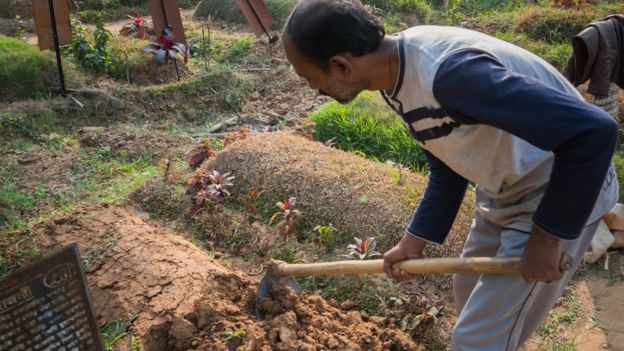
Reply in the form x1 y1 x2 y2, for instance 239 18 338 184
328 55 353 78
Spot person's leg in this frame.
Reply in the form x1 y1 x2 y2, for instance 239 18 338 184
515 221 598 346
451 221 599 351
453 214 502 314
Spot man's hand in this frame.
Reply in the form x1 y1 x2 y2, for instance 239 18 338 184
520 225 563 283
383 233 427 281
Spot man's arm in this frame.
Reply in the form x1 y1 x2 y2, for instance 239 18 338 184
383 150 468 281
407 150 469 244
432 50 618 282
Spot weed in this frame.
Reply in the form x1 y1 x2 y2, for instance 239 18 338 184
101 318 135 351
313 224 338 247
81 228 120 272
222 328 245 341
67 19 115 75
224 218 251 248
270 245 298 263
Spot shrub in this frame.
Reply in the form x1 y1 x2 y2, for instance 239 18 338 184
0 36 83 101
310 92 426 171
66 20 116 75
194 0 297 28
514 6 596 43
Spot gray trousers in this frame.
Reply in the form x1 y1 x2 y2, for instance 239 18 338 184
451 213 599 351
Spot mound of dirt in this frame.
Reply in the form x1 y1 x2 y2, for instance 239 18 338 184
146 284 424 351
16 205 424 350
203 133 474 258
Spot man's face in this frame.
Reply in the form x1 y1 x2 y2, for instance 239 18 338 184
283 36 365 104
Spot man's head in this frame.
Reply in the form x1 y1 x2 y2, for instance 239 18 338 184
282 0 385 104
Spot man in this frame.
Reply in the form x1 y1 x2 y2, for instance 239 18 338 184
282 1 618 350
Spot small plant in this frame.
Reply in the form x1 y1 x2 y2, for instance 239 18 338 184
222 328 245 341
188 139 218 169
223 127 251 148
68 19 114 74
143 25 188 67
238 187 264 216
313 224 338 246
119 12 152 40
270 197 302 240
187 170 234 217
342 237 381 260
387 160 406 185
101 318 133 351
292 118 316 140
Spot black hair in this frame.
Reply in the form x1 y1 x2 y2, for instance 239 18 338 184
284 0 385 71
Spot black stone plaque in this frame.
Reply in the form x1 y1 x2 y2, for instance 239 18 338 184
0 244 103 350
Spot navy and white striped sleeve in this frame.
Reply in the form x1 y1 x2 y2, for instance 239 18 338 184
432 50 618 240
406 150 468 244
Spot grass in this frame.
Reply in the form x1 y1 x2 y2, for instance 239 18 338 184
194 0 297 27
612 151 624 202
363 0 432 32
0 35 83 101
513 6 597 44
152 64 249 112
492 31 571 71
310 91 427 172
540 293 580 351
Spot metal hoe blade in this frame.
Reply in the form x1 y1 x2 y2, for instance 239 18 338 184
256 270 301 320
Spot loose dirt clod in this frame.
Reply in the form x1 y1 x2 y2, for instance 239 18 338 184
146 284 425 351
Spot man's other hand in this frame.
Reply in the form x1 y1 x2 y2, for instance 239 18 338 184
383 233 427 281
520 225 563 283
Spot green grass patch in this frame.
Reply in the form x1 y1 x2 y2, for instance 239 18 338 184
194 0 297 28
215 36 253 64
363 0 432 32
613 151 624 202
514 6 597 43
493 31 571 71
0 35 84 101
310 91 426 171
0 110 67 142
152 64 249 111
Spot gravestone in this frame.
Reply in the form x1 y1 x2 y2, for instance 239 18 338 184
0 244 103 350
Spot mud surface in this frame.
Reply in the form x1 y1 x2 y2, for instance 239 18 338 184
24 205 424 350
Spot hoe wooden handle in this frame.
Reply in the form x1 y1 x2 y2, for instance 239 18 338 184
270 253 574 278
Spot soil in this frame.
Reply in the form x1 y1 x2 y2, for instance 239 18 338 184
2 6 623 351
22 205 424 350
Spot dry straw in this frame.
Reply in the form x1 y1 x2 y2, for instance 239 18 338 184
204 133 474 258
